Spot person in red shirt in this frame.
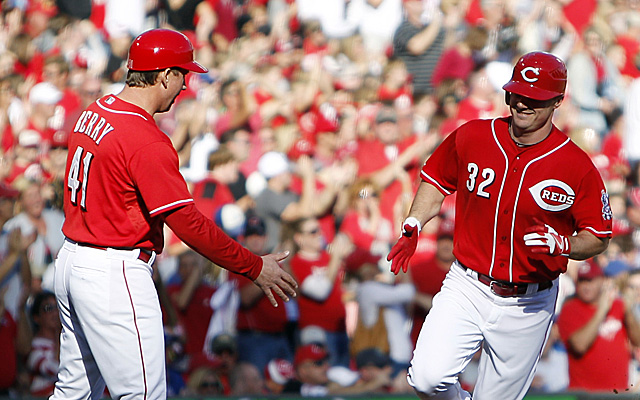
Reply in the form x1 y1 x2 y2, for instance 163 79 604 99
354 106 431 227
191 146 238 220
26 82 62 146
166 250 216 358
52 29 296 400
289 217 354 368
27 291 61 397
42 55 82 134
557 259 640 392
230 215 294 374
387 52 611 400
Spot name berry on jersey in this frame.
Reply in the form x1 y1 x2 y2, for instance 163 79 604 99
528 179 575 212
73 110 115 145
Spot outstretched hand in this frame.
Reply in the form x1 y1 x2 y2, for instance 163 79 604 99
254 251 298 307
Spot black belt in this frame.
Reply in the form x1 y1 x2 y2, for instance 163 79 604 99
459 262 552 297
67 239 153 263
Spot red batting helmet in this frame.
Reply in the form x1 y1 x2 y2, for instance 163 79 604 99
502 52 566 101
127 29 208 73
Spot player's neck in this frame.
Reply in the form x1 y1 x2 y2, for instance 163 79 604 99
509 122 553 147
117 86 161 116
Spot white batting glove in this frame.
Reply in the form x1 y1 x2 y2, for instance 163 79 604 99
523 219 571 257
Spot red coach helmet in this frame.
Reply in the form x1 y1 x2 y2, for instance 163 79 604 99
502 52 566 101
127 29 208 73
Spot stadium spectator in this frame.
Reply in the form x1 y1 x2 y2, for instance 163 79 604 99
557 259 640 392
289 218 354 367
27 290 60 397
4 182 64 291
166 250 217 359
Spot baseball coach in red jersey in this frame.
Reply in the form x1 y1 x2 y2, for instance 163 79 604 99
51 29 297 400
388 51 612 400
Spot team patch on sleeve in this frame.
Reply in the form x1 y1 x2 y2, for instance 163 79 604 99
601 190 612 220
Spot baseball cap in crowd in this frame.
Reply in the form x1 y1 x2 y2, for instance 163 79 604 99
245 171 267 198
264 359 295 385
0 183 19 199
355 348 390 369
344 248 380 274
211 333 237 355
314 104 339 135
18 130 42 148
287 138 315 161
257 151 290 179
244 215 266 237
294 344 328 367
375 107 397 124
604 260 631 278
214 204 246 239
300 325 328 346
29 82 62 105
51 130 69 149
577 259 604 281
436 218 455 240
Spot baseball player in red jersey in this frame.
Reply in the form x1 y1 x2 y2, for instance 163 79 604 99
51 29 297 400
387 51 612 400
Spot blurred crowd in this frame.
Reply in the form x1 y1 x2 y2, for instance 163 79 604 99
1 0 640 397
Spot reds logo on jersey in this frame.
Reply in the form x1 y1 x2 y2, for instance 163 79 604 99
528 179 575 212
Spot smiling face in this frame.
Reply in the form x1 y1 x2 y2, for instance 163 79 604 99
508 93 561 142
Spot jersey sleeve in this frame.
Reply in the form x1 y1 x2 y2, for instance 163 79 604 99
420 130 459 195
129 141 193 216
572 167 613 238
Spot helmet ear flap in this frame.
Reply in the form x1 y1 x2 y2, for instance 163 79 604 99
505 92 511 105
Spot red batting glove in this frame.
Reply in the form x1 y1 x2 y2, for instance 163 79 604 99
523 219 571 257
387 218 421 274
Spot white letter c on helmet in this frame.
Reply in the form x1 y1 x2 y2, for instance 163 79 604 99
521 67 540 83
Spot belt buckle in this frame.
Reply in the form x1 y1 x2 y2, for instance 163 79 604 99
490 281 517 297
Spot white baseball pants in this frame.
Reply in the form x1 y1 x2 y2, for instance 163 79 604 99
51 240 165 400
408 261 558 400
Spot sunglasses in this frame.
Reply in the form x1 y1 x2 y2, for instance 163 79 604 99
301 227 320 235
199 380 222 390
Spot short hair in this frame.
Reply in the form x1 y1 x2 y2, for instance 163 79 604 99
219 126 250 145
44 54 70 75
208 145 236 170
126 70 162 87
220 78 238 96
125 68 181 88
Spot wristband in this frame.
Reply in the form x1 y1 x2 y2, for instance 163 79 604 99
403 217 422 235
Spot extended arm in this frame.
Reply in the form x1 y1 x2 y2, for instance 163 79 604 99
164 204 297 306
387 182 445 274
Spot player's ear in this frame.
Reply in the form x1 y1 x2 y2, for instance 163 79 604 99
160 68 171 88
554 96 564 109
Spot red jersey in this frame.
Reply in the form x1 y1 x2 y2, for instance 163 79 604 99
166 284 216 357
290 252 346 332
62 95 196 252
191 177 235 220
557 297 630 391
0 310 17 389
421 118 612 283
230 274 288 333
409 256 449 345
